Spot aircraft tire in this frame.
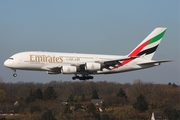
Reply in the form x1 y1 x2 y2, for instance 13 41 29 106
13 73 17 77
72 76 76 80
90 76 94 79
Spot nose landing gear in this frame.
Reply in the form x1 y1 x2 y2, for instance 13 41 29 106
13 69 17 77
13 73 17 77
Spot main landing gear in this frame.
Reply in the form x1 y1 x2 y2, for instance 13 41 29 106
13 69 17 77
72 75 94 80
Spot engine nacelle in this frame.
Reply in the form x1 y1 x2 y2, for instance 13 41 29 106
47 71 61 74
85 62 101 71
61 66 77 74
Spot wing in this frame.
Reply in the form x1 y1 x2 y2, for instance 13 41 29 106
78 56 138 71
41 56 138 74
103 56 138 67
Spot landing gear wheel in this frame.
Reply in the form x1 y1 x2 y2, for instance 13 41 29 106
72 75 80 80
13 73 17 77
72 74 94 80
72 76 76 80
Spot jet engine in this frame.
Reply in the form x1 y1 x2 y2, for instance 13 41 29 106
85 62 101 71
61 66 77 74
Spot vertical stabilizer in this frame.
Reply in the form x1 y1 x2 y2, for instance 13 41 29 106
128 28 167 60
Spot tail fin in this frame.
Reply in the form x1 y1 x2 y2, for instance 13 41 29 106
128 27 167 60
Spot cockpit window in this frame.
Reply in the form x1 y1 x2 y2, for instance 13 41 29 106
9 58 13 60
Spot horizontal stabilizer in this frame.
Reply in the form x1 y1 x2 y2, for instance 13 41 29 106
137 60 172 65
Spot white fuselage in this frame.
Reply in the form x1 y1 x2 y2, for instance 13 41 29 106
4 51 151 75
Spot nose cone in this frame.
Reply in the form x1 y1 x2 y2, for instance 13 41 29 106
4 59 13 68
4 60 9 67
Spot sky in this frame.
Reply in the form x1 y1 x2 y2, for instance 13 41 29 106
0 1 179 84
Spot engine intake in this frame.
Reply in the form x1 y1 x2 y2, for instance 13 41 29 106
85 62 101 71
61 66 77 74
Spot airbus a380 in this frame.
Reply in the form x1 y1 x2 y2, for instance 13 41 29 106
4 27 171 80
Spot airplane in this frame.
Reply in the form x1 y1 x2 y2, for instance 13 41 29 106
4 27 171 80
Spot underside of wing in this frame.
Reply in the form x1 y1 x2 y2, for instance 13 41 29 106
40 56 139 74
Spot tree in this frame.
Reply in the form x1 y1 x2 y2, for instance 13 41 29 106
74 104 83 111
67 94 74 102
91 89 99 99
133 94 148 112
168 82 172 85
64 104 71 113
113 105 135 120
30 105 41 113
43 86 57 100
0 77 3 83
87 103 96 114
25 90 36 104
0 89 5 102
164 108 180 120
94 113 101 120
101 114 110 120
172 83 178 87
81 93 86 102
42 110 56 120
34 88 43 100
116 88 127 99
25 88 43 103
101 101 106 111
